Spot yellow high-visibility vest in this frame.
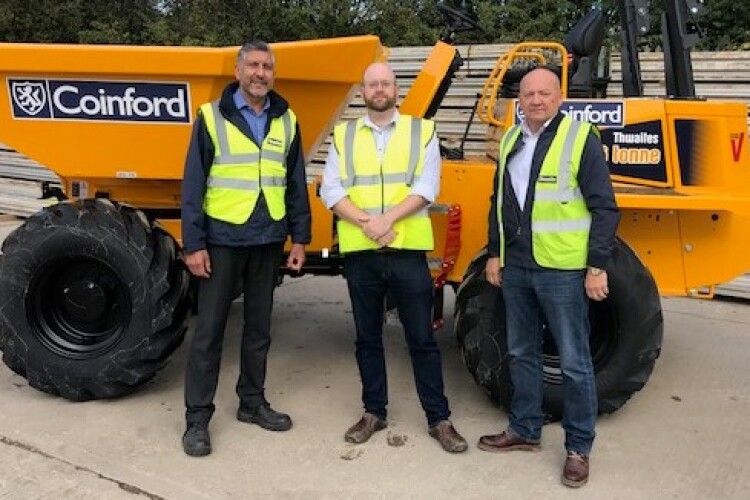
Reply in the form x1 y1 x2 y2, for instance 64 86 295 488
496 115 593 269
333 115 435 253
201 101 296 224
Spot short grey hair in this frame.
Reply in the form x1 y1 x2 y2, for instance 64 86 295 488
236 40 275 65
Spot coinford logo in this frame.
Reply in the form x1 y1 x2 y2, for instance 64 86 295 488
514 100 625 128
8 78 190 123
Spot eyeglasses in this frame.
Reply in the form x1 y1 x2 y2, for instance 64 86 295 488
364 80 395 90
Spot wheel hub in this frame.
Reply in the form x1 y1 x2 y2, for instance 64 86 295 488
28 257 131 359
62 280 107 324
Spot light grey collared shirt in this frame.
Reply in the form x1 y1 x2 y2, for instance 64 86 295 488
320 110 441 210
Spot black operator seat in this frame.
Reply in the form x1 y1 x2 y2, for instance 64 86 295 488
500 8 606 98
563 8 606 97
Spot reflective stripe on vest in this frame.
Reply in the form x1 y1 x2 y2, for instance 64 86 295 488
201 101 296 224
333 115 435 253
496 116 593 269
340 118 424 188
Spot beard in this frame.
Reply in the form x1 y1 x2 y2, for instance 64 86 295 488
364 94 396 112
242 80 270 100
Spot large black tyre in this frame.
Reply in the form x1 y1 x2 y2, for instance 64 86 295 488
0 199 190 400
454 239 663 420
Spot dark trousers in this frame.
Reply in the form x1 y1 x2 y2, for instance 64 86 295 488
344 250 450 427
185 243 283 425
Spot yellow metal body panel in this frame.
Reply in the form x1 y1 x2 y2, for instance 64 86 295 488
306 178 336 252
0 36 384 207
615 209 684 295
437 157 496 283
399 41 457 117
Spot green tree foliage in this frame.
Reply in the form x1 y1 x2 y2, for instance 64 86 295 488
0 0 747 50
361 0 440 47
0 0 159 43
698 0 750 51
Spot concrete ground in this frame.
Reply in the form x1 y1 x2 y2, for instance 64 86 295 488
1 217 749 499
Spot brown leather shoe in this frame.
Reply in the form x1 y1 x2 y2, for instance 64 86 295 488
429 420 468 453
562 451 589 488
477 430 541 452
344 413 386 444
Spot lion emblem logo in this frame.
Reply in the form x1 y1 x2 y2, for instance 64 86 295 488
11 81 47 116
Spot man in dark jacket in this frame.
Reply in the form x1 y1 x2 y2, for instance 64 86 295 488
478 67 620 487
180 40 311 457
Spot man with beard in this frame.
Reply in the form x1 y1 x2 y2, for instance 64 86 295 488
180 40 311 457
320 63 467 453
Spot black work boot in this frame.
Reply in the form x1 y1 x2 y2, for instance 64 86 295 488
237 403 292 431
182 422 211 457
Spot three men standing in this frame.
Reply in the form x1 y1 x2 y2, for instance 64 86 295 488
179 42 617 484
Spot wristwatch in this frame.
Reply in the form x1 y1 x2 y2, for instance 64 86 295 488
588 266 605 276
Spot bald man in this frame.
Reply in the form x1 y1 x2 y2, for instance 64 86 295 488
479 67 620 487
321 63 467 453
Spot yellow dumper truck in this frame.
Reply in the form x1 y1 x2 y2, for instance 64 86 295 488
0 1 748 420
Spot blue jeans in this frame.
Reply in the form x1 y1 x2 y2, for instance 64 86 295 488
502 265 597 455
344 250 450 427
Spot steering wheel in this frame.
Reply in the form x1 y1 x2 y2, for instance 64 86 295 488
436 3 482 33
